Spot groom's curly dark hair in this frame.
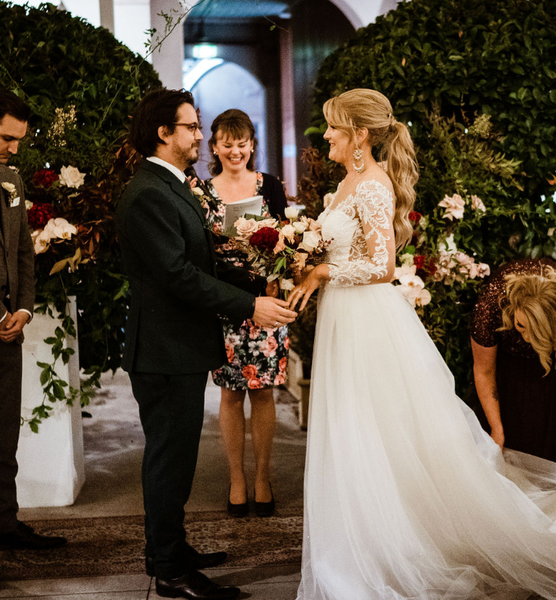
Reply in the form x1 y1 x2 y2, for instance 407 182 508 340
129 88 195 157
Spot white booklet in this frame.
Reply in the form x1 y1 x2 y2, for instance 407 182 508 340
222 195 263 235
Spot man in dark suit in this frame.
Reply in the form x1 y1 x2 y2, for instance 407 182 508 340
116 88 296 600
0 88 66 550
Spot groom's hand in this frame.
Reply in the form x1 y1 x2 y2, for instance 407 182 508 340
253 297 297 329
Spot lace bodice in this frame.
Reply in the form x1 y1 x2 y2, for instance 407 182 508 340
319 180 395 287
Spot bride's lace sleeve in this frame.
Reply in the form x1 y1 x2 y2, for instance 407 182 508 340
328 181 396 287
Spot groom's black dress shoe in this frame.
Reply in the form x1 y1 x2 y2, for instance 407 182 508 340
0 521 67 550
156 569 240 599
146 549 228 577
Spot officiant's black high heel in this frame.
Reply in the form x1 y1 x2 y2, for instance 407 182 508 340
227 485 249 518
254 483 275 518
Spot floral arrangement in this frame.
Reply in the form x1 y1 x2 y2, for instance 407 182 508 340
392 194 491 309
233 207 328 297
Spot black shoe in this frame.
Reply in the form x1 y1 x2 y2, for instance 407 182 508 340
0 521 67 550
227 485 249 518
156 569 240 599
254 483 275 518
146 549 227 577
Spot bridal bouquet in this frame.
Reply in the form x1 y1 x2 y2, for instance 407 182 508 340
233 207 328 298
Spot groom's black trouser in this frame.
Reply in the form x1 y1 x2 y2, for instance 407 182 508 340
130 371 207 580
0 340 22 534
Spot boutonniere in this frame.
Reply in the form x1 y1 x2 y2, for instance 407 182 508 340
1 181 20 207
191 186 209 209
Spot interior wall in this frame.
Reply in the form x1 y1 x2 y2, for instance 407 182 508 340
290 0 355 176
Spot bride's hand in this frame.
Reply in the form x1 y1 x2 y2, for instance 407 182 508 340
288 264 330 311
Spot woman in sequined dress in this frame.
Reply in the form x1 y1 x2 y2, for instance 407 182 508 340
204 109 288 518
471 258 556 460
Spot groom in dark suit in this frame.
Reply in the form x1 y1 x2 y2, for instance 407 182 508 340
117 88 296 600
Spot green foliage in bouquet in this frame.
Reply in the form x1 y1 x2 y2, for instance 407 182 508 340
0 2 161 429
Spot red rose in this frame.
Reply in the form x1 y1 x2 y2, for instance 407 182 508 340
279 357 288 372
414 255 426 269
242 365 258 380
249 227 280 251
427 258 437 276
27 202 55 230
248 378 262 389
409 211 422 225
33 169 59 188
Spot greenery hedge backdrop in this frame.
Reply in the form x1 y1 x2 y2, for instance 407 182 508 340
0 2 160 428
292 0 556 399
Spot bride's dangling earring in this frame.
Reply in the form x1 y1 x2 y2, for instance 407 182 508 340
353 144 365 174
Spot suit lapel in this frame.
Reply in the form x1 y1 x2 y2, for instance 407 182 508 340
0 185 7 249
141 160 207 226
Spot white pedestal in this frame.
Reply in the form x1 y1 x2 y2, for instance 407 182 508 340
15 297 85 508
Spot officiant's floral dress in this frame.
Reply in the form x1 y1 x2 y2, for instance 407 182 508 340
204 172 289 391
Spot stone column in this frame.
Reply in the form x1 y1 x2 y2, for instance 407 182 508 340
99 0 114 32
150 0 188 89
279 25 297 197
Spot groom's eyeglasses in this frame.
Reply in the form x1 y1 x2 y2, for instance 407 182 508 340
173 122 202 133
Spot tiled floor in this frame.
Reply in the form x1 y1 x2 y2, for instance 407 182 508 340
1 371 306 599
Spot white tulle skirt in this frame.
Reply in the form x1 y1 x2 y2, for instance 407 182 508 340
297 282 556 600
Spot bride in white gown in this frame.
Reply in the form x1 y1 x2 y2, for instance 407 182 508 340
288 88 556 600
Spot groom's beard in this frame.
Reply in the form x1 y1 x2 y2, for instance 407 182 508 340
178 142 200 168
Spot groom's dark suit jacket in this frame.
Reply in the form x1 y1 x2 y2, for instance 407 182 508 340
116 159 264 375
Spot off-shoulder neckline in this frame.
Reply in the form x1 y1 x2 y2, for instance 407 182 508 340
327 178 394 213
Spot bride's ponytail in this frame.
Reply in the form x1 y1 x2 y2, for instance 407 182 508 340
323 89 419 250
381 120 418 250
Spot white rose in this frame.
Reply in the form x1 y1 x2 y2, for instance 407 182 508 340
279 278 295 291
235 217 259 240
284 206 299 220
256 218 278 230
1 182 16 195
293 220 308 234
281 224 296 242
31 229 51 255
59 165 86 189
471 195 486 212
298 230 321 253
44 217 77 240
25 200 34 210
438 194 465 220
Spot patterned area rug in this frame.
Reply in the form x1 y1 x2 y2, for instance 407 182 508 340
0 509 302 581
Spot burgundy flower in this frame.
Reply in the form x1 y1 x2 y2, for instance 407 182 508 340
28 202 55 230
33 169 59 188
409 211 422 225
414 255 426 269
249 226 280 251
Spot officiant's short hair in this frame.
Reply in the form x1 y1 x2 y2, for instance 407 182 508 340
0 88 31 123
129 88 195 157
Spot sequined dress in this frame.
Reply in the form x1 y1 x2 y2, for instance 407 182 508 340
298 180 556 600
205 172 289 391
471 258 556 460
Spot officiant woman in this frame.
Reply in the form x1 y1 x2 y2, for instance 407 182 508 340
203 109 288 518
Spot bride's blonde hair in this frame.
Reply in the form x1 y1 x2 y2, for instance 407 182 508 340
323 88 418 249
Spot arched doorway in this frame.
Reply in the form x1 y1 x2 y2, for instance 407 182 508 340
185 61 267 180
